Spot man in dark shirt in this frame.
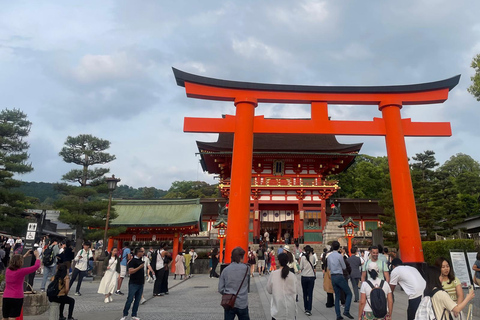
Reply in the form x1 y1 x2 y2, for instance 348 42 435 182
121 247 145 320
346 246 362 303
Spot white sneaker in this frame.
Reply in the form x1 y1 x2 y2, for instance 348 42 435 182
132 317 141 320
120 317 127 320
104 297 109 303
140 297 146 304
109 296 113 302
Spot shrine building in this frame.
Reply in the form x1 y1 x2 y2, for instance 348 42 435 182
196 132 381 244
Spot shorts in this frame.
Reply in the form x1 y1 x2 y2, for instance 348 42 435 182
120 264 127 278
257 260 265 268
2 297 23 318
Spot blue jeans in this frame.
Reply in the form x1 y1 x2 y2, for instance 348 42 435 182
301 276 315 312
331 274 352 317
224 306 250 320
41 264 56 290
123 283 144 317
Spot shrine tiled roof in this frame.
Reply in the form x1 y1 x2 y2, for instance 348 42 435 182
197 133 362 153
110 199 202 227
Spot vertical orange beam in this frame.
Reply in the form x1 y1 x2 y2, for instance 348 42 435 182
380 103 424 263
294 208 300 241
224 97 257 263
172 233 179 273
299 199 305 241
107 238 114 252
320 199 327 231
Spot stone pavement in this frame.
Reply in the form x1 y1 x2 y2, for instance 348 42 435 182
24 271 478 320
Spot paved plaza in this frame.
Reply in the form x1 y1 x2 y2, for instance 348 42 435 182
25 271 479 320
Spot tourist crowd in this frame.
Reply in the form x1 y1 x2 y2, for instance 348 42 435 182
0 236 199 320
1 234 480 320
236 237 478 320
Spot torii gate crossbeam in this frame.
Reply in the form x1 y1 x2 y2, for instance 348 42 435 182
174 68 460 265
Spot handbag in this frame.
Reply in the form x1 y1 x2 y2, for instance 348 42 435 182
221 265 249 310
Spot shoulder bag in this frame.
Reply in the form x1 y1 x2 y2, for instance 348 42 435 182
221 264 249 310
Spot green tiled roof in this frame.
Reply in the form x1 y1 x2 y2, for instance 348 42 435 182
110 199 202 227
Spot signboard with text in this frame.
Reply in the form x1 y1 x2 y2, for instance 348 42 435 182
450 251 471 288
466 252 479 288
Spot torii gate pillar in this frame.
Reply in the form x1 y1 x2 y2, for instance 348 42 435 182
381 102 423 262
226 98 257 259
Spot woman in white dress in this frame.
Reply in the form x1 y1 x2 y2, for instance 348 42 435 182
98 247 120 303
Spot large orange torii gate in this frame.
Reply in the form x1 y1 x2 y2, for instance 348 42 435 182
173 68 460 265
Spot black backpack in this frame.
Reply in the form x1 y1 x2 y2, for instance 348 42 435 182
46 279 61 301
366 280 388 318
42 246 55 266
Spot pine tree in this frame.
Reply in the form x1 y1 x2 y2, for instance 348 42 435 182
410 150 439 239
0 108 34 234
55 134 116 251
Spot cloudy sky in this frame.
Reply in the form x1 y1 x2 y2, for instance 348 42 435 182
1 1 480 190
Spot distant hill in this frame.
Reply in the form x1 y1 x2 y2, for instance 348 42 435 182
15 181 169 203
15 181 59 202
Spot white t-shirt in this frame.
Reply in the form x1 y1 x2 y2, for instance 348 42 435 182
360 278 391 312
156 250 164 270
390 265 426 299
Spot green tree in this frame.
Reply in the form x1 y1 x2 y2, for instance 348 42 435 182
468 54 480 101
333 155 390 199
434 153 480 235
410 150 439 239
54 134 116 250
0 108 35 234
163 180 219 199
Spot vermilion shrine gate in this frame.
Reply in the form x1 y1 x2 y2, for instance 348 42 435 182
174 68 460 265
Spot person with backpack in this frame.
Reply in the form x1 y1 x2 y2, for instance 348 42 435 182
358 261 393 320
48 264 77 320
40 238 60 292
247 247 256 277
256 245 266 276
389 258 425 320
2 250 40 320
421 265 474 320
69 241 93 296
